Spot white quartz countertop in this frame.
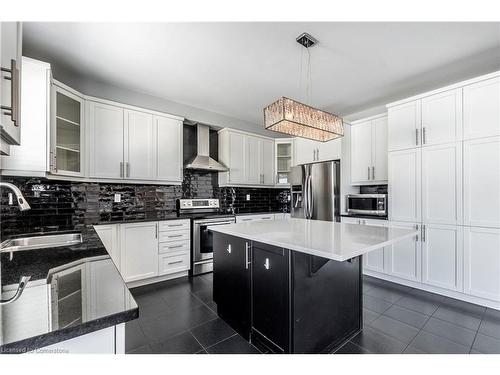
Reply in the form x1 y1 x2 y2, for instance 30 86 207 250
209 218 418 262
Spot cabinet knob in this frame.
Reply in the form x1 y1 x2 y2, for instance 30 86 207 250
264 258 270 270
227 244 232 254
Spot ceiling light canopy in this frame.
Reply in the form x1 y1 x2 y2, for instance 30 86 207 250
263 32 344 142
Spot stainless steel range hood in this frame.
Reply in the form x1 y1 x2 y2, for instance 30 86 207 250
184 124 228 171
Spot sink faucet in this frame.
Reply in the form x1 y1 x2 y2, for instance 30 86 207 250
0 182 31 211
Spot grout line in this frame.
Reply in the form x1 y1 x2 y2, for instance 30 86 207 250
469 305 488 353
204 333 239 352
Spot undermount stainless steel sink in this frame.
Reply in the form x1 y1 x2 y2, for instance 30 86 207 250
0 233 83 253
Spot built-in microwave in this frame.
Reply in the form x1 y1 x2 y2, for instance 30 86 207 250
346 194 387 217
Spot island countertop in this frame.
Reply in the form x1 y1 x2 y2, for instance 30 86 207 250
209 218 418 262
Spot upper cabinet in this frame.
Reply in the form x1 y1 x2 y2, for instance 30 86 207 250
463 77 500 140
350 114 387 184
388 89 461 151
86 101 183 183
294 137 341 165
51 82 85 176
0 22 23 154
275 139 294 186
218 129 275 187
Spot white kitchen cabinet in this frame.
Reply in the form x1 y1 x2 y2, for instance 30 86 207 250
463 136 500 228
420 89 462 146
350 121 372 183
362 219 388 274
88 260 127 319
350 115 387 184
421 142 462 225
388 148 421 222
294 137 317 165
51 82 85 177
124 110 154 180
0 22 22 153
119 222 159 283
154 115 183 182
464 226 500 302
219 129 275 186
94 224 120 270
421 224 463 292
1 57 50 175
87 101 124 179
275 139 294 185
463 77 500 140
386 221 421 282
387 101 420 151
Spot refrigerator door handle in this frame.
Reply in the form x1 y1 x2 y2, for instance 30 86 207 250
303 170 309 219
307 174 313 219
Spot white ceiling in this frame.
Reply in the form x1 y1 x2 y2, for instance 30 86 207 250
23 22 500 127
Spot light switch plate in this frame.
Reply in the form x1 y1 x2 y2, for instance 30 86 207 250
246 194 251 201
114 193 121 203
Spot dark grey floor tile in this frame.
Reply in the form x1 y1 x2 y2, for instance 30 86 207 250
408 288 446 304
150 331 204 354
410 331 470 354
350 326 407 354
479 310 500 339
403 346 427 354
432 306 482 331
198 273 213 284
206 335 260 354
395 295 439 316
334 341 372 354
196 349 208 354
365 285 406 304
132 290 164 308
190 318 236 348
181 304 218 328
206 301 217 314
370 315 419 344
126 344 153 354
192 288 213 304
440 297 485 318
125 319 148 351
363 308 380 325
139 314 189 343
363 294 392 314
162 292 205 313
137 300 170 320
130 283 160 296
470 350 482 354
472 333 500 354
383 305 429 329
422 317 476 347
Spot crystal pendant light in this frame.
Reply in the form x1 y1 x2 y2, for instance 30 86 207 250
263 33 344 142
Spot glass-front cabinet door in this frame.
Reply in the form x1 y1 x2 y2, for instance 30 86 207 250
275 139 294 186
50 82 84 176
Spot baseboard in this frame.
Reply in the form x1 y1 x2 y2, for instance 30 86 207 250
126 271 189 289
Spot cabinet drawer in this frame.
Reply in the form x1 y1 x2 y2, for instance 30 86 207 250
159 220 190 232
158 252 190 275
159 230 190 243
159 240 190 254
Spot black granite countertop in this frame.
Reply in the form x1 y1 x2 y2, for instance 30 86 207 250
340 214 388 221
0 226 138 354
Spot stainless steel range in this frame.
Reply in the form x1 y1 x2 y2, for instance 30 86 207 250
177 198 235 276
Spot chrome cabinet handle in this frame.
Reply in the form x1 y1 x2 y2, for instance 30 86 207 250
245 242 251 269
415 224 419 242
168 260 184 265
1 59 19 126
313 149 316 161
422 225 426 242
415 128 419 146
227 244 232 254
120 162 124 177
0 276 31 305
168 224 184 227
228 169 231 182
316 148 320 161
372 166 375 180
168 244 184 249
168 234 183 238
126 162 130 177
422 127 427 145
155 223 158 239
264 258 270 270
368 167 370 180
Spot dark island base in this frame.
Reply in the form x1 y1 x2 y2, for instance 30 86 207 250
213 233 362 354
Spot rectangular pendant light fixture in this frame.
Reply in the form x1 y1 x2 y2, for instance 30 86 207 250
263 96 344 142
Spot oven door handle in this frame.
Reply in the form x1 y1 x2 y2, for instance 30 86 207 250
203 221 235 227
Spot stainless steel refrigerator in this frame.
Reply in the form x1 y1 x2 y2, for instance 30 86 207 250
289 160 341 222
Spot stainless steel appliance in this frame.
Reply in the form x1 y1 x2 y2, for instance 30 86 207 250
177 198 235 276
290 160 341 221
346 194 388 217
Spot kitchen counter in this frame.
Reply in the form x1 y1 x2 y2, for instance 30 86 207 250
209 218 418 262
0 226 138 354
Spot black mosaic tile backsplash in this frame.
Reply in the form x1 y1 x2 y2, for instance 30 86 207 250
1 172 289 238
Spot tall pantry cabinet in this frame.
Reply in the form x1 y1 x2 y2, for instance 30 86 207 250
384 72 500 305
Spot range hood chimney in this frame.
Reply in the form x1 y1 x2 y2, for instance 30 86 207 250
185 124 228 171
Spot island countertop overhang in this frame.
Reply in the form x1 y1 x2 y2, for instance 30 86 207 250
209 218 418 262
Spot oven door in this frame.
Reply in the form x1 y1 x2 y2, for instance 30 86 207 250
193 220 235 262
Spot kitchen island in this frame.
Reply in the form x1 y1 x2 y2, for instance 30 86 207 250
210 218 418 354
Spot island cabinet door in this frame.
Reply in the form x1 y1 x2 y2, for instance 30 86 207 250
212 233 251 340
251 242 290 353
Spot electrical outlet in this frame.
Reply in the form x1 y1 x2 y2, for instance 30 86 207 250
114 193 121 203
8 193 13 205
246 194 251 201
